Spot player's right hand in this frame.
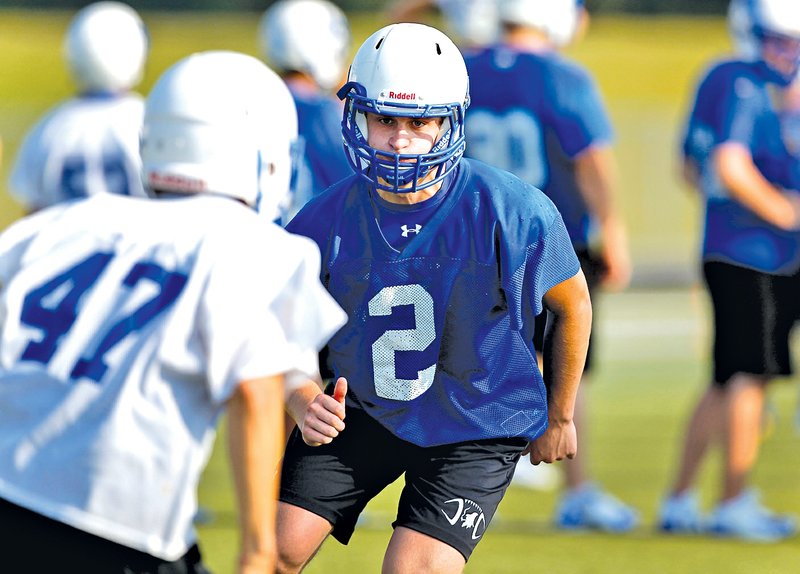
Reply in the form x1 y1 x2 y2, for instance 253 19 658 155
299 377 347 447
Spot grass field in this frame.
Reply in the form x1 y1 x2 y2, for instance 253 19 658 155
1 8 799 574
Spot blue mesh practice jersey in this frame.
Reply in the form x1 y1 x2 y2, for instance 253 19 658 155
464 46 614 249
286 159 580 446
286 85 353 220
682 59 800 274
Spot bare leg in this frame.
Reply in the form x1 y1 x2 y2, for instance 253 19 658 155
276 502 334 574
722 374 767 501
669 385 725 495
382 527 466 574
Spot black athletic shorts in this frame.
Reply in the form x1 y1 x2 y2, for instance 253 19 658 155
533 247 604 373
279 405 528 561
0 497 210 574
703 260 800 386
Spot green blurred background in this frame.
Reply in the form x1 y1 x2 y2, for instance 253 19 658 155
1 6 798 574
0 9 728 285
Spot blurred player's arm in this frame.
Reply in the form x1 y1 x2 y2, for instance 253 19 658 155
285 376 347 447
715 142 800 230
525 270 592 464
227 375 285 574
574 145 632 290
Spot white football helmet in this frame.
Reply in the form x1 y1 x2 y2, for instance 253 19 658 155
140 51 299 220
437 0 501 47
64 1 148 93
498 0 581 47
337 23 469 194
745 0 800 84
258 0 350 91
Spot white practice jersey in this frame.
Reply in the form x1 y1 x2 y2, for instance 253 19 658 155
0 193 347 560
9 93 147 212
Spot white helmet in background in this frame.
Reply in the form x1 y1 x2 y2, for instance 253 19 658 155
498 0 581 47
259 0 351 91
743 0 800 84
337 23 469 194
140 51 299 220
64 1 148 93
437 0 501 47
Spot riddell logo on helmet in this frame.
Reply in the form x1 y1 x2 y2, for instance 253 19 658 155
389 91 416 101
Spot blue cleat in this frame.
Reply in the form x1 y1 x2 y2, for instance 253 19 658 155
554 483 640 532
658 490 705 534
707 490 797 542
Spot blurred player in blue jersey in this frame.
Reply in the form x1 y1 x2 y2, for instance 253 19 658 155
387 0 501 50
273 23 592 573
463 0 637 532
9 2 149 214
259 0 353 222
658 0 800 542
0 51 346 573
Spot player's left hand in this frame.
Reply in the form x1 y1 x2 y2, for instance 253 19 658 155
599 219 631 291
523 419 577 465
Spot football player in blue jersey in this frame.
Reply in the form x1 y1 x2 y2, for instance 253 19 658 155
259 0 353 223
658 0 800 541
8 2 149 213
274 23 592 573
0 51 347 573
462 0 638 532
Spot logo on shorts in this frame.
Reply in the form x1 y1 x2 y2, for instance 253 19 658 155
441 498 486 540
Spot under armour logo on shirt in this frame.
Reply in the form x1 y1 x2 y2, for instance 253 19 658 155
401 224 422 237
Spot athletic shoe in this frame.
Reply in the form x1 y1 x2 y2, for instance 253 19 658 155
511 459 561 491
707 490 797 542
554 483 640 532
657 490 705 534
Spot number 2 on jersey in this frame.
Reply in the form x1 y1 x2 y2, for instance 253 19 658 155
20 251 187 383
368 284 436 401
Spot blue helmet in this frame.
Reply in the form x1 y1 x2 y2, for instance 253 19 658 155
337 23 470 194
